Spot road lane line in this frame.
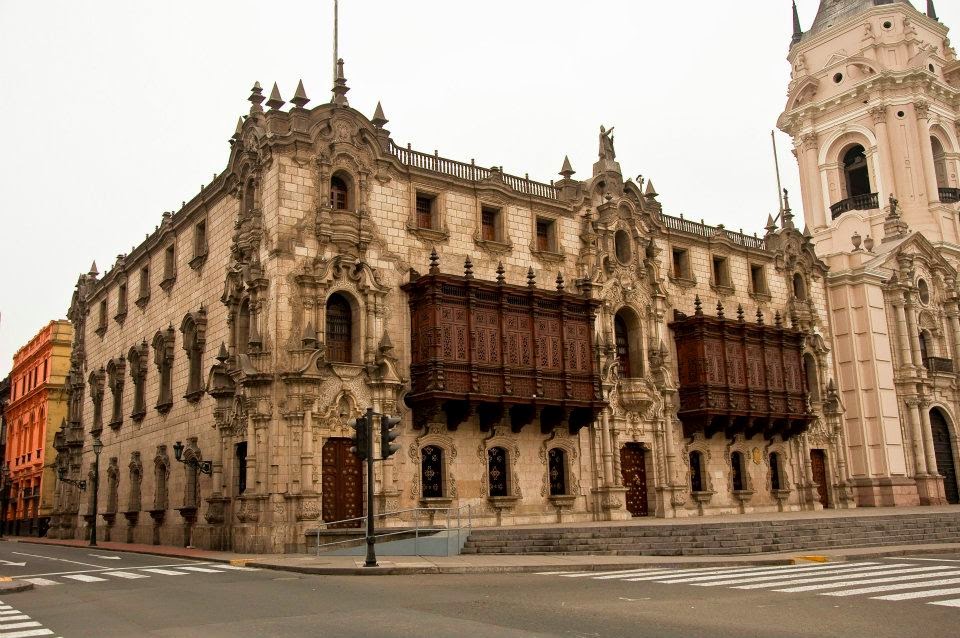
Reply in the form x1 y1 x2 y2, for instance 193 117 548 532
62 575 107 583
10 552 103 569
140 569 187 576
824 577 960 597
929 598 960 607
14 561 215 579
590 569 678 580
775 569 960 593
175 566 223 574
656 562 867 585
728 566 920 589
104 572 148 580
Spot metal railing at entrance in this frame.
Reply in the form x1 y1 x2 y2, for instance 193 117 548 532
312 505 473 557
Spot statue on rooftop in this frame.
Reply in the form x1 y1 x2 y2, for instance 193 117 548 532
599 125 616 161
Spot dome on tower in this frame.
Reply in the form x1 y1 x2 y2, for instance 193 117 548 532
797 1 924 44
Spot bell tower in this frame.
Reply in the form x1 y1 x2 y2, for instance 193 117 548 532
779 0 959 253
779 1 960 508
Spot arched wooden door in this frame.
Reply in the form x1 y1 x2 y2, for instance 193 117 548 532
930 409 960 505
321 438 363 528
620 444 649 517
810 449 830 508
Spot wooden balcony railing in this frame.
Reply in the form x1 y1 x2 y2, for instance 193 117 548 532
830 192 879 219
924 356 954 374
939 188 960 204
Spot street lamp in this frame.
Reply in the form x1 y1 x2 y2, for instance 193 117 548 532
89 436 103 547
172 441 213 475
0 463 9 539
56 465 87 491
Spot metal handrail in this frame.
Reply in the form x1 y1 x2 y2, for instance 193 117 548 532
313 505 473 557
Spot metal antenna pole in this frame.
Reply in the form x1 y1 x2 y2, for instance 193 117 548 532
772 130 785 222
363 407 378 567
333 0 339 83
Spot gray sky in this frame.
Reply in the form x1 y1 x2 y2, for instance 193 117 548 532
2 0 956 378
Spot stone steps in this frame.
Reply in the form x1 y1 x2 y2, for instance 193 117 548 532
460 512 960 556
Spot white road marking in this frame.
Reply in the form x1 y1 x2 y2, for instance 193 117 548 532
930 598 960 607
11 552 103 569
87 554 121 560
105 572 149 579
0 630 54 638
140 569 187 576
824 577 960 597
15 561 216 579
730 566 923 590
62 575 107 583
874 587 960 601
0 623 42 631
622 563 826 582
534 571 576 575
0 561 26 568
660 562 872 585
625 562 861 583
175 566 223 574
890 558 960 564
0 612 23 616
19 579 59 588
590 569 677 580
215 565 259 571
0 617 32 623
773 568 960 593
0 600 58 638
705 565 910 589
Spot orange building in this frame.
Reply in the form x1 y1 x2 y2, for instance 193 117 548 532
4 321 72 535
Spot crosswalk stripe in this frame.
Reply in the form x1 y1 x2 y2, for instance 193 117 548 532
775 569 960 593
534 571 577 575
19 579 59 588
214 565 258 571
0 608 13 611
873 587 960 601
0 623 42 631
0 617 32 624
0 630 54 638
0 612 24 616
175 566 224 574
140 569 187 576
62 575 107 583
929 598 960 608
105 572 149 580
625 561 857 582
825 576 960 597
658 562 873 585
590 569 677 580
729 565 918 590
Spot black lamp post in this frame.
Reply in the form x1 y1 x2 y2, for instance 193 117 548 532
56 465 87 491
0 463 9 539
89 436 103 547
172 441 213 475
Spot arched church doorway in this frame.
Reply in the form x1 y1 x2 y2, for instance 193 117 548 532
810 449 830 508
620 443 649 517
930 408 960 505
321 438 364 528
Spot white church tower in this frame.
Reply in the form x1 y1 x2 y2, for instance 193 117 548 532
779 0 960 507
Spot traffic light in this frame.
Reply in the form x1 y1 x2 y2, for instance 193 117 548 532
380 414 402 459
350 415 368 460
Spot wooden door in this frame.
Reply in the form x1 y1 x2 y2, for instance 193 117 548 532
321 438 363 528
621 444 649 517
931 409 960 505
810 449 830 508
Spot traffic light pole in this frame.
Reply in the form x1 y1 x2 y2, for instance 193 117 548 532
363 407 378 568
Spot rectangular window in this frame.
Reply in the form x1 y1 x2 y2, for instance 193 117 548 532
98 300 107 329
415 193 435 229
163 245 175 280
139 266 149 299
536 218 555 252
236 442 248 495
750 264 767 294
481 206 500 242
117 283 127 311
194 221 207 257
672 248 689 279
712 256 730 288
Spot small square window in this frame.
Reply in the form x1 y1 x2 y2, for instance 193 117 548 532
750 264 767 294
672 248 690 279
481 206 501 242
712 256 730 288
536 218 556 253
416 193 436 230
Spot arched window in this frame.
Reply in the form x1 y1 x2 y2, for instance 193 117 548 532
548 448 567 496
128 453 142 512
106 460 119 514
326 293 353 363
421 446 444 498
154 457 169 511
181 309 207 400
803 353 820 404
330 175 349 211
237 299 250 355
243 180 256 215
487 447 509 497
731 452 746 492
106 359 124 427
689 451 705 493
128 343 148 420
920 329 932 366
769 452 782 491
614 314 632 378
918 279 931 305
793 272 807 301
614 230 632 264
843 145 871 198
932 137 949 189
152 329 174 412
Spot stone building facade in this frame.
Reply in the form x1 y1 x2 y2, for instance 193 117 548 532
780 0 960 507
4 320 72 535
51 58 850 552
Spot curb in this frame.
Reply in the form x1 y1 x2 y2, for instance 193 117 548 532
11 538 240 565
0 580 34 594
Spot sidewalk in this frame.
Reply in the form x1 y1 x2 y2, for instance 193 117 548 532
6 536 960 576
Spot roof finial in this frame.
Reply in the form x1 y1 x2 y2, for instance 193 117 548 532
737 304 745 323
792 1 803 45
556 272 565 292
694 295 703 316
527 267 537 288
781 188 795 229
560 155 575 179
928 1 939 21
88 261 99 277
266 83 285 110
716 301 725 319
429 248 440 275
756 308 765 326
644 180 658 199
331 58 350 107
372 101 388 128
248 81 265 116
464 257 474 279
291 80 310 108
496 261 506 286
765 213 777 234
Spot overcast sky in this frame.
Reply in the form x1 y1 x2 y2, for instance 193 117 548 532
1 0 956 378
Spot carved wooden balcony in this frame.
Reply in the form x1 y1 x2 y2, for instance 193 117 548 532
669 299 812 442
402 256 605 433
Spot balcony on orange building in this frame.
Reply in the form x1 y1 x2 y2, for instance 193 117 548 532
669 297 813 441
401 253 606 433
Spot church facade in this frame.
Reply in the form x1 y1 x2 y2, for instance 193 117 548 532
50 0 958 553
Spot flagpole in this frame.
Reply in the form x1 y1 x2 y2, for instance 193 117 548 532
771 130 785 220
333 0 339 82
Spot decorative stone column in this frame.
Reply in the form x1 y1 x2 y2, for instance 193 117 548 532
870 106 897 203
915 102 942 204
905 397 928 477
905 293 924 367
893 296 913 370
800 133 827 229
917 399 948 505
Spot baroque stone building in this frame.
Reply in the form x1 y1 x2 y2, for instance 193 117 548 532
4 320 72 535
780 0 960 507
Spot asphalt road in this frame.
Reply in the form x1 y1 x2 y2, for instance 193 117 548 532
0 542 958 637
